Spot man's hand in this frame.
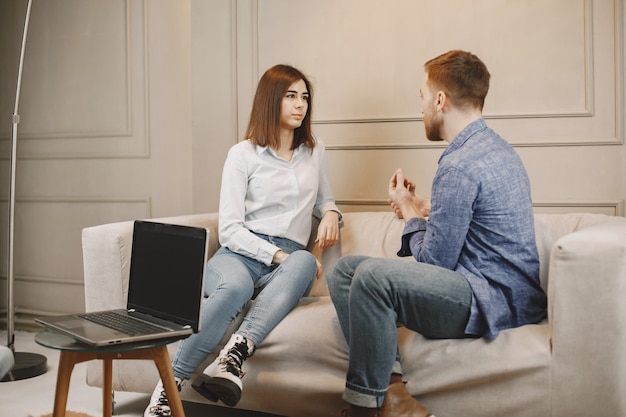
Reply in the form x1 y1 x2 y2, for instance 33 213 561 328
315 210 340 249
388 168 431 220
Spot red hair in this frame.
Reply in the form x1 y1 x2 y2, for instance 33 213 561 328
425 50 490 110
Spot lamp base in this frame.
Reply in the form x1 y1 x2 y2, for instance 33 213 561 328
0 351 47 381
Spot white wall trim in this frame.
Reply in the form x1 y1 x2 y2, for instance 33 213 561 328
336 198 624 216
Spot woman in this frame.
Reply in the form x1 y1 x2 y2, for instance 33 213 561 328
145 64 341 417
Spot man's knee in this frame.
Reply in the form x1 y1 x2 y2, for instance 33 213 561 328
331 254 369 277
353 258 391 293
327 254 358 290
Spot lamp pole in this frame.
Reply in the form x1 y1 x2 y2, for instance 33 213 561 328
2 0 47 382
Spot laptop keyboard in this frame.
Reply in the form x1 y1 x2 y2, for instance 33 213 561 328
79 311 169 336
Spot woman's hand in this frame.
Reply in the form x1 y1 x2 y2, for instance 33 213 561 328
273 249 323 279
272 249 289 264
315 210 340 249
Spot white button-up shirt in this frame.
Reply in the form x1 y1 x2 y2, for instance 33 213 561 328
218 138 340 266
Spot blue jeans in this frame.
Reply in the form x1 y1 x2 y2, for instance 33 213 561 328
327 255 473 408
171 234 317 380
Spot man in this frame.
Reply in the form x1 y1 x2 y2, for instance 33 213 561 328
327 50 547 417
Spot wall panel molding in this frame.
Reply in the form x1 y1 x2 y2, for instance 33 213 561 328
238 0 623 149
532 200 623 216
0 0 151 159
0 195 152 316
0 196 151 281
305 0 596 124
336 199 623 216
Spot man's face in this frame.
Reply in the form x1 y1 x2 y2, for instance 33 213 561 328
420 74 444 142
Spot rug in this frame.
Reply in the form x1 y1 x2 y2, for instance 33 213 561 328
30 412 95 417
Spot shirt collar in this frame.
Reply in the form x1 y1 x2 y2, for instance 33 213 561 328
255 144 267 155
439 118 488 163
256 143 304 159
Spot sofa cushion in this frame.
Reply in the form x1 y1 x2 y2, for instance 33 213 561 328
308 211 412 297
310 211 614 296
184 296 551 417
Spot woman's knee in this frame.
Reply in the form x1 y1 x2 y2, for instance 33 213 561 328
205 257 254 298
281 250 317 276
285 249 316 265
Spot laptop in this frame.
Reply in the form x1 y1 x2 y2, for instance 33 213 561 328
36 220 208 347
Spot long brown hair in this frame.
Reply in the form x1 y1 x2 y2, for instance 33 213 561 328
244 64 315 150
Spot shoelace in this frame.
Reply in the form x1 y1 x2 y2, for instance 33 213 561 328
148 380 182 417
148 391 171 417
219 339 249 378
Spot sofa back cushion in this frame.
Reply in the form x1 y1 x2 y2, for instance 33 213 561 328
308 211 614 297
309 211 415 297
533 212 615 290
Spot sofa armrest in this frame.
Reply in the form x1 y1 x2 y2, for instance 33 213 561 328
82 213 220 313
548 217 626 415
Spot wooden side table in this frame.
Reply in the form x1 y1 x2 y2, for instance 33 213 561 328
35 330 186 417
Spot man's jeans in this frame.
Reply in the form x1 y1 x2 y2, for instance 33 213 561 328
171 234 317 380
327 255 473 408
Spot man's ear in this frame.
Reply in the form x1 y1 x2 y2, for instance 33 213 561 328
435 91 447 111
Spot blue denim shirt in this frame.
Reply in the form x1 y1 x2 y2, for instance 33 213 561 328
398 119 547 339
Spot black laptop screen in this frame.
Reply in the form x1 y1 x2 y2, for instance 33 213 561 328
127 221 207 332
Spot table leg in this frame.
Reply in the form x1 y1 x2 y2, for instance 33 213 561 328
53 351 78 417
152 346 185 417
102 358 113 417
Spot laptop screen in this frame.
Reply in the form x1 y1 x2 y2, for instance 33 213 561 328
127 221 207 332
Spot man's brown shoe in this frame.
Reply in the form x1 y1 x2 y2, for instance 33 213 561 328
380 381 434 417
340 404 381 417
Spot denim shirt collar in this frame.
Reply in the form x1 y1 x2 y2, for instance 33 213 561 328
438 118 488 164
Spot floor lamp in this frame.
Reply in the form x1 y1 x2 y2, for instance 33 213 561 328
2 0 47 382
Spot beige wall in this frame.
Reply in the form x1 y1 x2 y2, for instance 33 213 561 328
0 0 194 323
1 0 624 321
225 0 625 216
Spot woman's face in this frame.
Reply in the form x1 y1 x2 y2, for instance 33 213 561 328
280 79 309 131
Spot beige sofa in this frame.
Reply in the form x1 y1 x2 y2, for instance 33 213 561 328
82 211 626 417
